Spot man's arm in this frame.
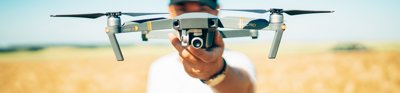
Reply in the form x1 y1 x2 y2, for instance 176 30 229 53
168 32 254 93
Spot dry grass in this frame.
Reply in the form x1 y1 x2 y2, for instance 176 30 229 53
0 42 399 93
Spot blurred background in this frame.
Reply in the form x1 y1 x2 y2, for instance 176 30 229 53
0 0 399 93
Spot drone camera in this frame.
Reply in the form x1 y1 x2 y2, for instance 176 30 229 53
191 37 204 49
174 17 218 49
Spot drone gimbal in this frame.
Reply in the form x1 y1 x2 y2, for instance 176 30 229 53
172 13 220 49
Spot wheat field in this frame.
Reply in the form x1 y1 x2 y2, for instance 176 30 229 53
0 42 399 93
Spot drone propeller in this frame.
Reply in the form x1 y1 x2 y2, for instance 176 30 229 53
122 13 167 17
221 9 334 16
283 10 334 15
130 17 167 23
220 9 270 14
50 12 168 19
50 13 106 19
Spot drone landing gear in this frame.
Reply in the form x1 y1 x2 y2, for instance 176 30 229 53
106 13 124 61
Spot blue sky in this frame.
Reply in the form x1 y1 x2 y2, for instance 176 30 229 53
0 0 399 46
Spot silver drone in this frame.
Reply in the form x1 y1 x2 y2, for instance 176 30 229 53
50 8 334 61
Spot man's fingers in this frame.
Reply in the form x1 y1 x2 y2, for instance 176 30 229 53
168 33 184 52
169 31 224 63
169 33 203 64
184 31 225 63
187 46 209 62
181 49 201 64
187 46 224 63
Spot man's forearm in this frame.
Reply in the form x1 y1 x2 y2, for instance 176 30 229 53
211 65 254 93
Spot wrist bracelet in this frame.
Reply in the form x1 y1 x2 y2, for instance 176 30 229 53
200 58 227 86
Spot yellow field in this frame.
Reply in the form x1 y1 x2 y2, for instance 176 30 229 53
0 42 399 93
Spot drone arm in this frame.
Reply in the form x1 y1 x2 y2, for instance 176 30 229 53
105 26 124 61
107 33 124 61
121 24 140 33
261 24 276 31
137 29 253 39
219 29 251 38
220 17 270 30
219 17 254 29
121 19 173 33
146 30 177 39
268 23 286 59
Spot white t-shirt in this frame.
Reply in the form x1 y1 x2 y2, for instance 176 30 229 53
147 50 256 93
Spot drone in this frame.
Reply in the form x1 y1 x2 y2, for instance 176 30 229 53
50 8 334 61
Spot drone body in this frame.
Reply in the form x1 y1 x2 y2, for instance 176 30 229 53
172 13 220 49
50 8 334 61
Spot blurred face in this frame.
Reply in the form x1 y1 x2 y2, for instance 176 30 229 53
169 2 219 18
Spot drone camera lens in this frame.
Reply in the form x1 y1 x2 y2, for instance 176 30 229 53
191 37 203 49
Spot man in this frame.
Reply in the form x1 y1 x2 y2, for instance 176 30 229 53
147 0 256 93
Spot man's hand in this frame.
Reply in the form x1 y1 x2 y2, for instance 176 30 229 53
166 2 254 92
168 31 224 80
